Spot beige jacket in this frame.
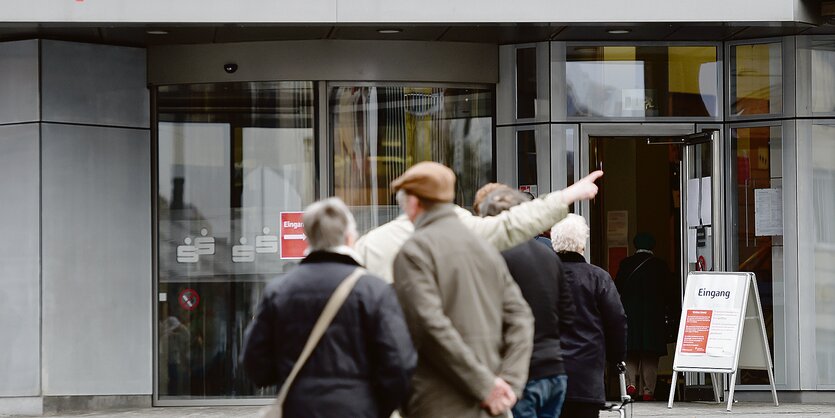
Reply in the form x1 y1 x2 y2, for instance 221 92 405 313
355 191 568 282
392 204 534 418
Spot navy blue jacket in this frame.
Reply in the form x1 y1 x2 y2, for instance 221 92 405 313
557 251 627 405
501 240 575 380
241 251 417 418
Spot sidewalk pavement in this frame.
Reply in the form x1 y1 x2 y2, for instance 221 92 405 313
6 401 835 417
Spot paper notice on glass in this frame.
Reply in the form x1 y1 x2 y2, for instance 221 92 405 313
705 310 741 357
607 210 629 247
687 178 701 226
754 188 783 236
688 229 697 262
700 177 712 225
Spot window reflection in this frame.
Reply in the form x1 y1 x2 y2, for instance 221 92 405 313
731 43 783 116
730 126 782 384
812 124 835 384
330 86 493 233
811 40 835 114
156 81 316 399
565 45 718 118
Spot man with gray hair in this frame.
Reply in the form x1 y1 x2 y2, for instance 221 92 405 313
391 162 534 418
242 197 417 418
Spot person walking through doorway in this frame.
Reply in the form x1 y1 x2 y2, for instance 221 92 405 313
616 232 671 401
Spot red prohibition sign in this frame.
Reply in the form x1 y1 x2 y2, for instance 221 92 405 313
178 288 200 311
696 256 707 272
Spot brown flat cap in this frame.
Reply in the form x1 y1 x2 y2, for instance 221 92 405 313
391 161 456 202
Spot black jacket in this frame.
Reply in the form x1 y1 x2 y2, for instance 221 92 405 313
501 240 575 380
616 252 671 355
557 251 627 405
241 251 417 418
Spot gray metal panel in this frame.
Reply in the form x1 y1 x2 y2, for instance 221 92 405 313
0 123 40 396
0 40 39 124
497 45 515 126
41 40 149 128
148 40 498 85
41 123 151 395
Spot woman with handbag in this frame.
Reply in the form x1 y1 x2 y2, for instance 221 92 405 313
241 197 417 418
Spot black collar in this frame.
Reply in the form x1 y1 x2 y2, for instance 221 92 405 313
557 251 587 263
300 250 361 267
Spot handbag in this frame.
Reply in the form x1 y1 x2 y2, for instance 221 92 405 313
258 267 366 418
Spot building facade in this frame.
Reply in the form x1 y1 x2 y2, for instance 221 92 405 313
1 0 834 415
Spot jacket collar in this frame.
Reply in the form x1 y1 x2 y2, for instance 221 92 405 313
413 203 457 230
301 249 362 267
557 251 588 263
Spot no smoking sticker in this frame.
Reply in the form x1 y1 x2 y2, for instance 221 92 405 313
178 288 200 311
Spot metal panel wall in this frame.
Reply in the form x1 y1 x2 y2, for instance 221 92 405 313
0 124 41 396
0 0 809 23
148 40 498 85
41 123 151 395
0 40 39 124
41 40 149 128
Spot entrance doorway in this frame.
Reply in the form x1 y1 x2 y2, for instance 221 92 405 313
586 126 722 400
588 135 683 400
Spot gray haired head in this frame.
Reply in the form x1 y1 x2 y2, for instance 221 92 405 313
303 197 358 252
479 188 529 217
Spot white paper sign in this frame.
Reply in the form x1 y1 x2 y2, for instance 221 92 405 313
687 178 701 226
607 210 629 247
700 177 712 226
754 188 783 236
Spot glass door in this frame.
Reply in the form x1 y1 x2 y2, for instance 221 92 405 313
154 81 317 404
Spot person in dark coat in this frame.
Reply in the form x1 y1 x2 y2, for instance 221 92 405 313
480 187 577 418
241 197 417 418
550 214 627 418
615 233 670 401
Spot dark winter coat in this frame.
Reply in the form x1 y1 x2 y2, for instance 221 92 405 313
616 252 671 356
241 250 417 418
501 240 576 380
557 251 627 405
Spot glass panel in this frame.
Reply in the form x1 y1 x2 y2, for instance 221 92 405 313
729 125 783 384
811 39 835 114
517 130 538 190
330 86 493 233
812 124 835 385
516 47 538 119
731 43 783 116
156 81 316 399
565 45 719 118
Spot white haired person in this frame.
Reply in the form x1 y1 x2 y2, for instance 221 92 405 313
550 214 626 418
241 197 416 418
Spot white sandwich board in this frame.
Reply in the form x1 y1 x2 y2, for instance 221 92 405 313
667 272 778 412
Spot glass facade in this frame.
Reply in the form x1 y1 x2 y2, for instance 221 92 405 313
565 45 719 118
145 36 835 402
330 85 493 233
811 123 835 385
728 125 783 385
156 81 316 399
730 42 783 116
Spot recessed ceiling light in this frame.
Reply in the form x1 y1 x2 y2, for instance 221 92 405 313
146 30 169 35
377 28 403 34
607 29 631 35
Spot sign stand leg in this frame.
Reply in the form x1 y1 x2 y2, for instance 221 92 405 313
726 371 737 412
667 371 678 409
711 373 722 403
767 366 779 407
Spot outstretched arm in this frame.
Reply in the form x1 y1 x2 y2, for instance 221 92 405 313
458 171 603 251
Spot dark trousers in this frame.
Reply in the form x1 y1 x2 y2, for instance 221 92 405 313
559 401 600 418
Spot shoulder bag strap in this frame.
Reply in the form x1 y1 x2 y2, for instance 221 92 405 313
624 256 653 283
271 267 366 411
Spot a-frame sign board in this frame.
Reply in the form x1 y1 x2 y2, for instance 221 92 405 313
667 272 778 412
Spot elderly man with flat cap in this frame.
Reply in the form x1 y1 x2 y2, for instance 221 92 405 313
391 161 534 418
